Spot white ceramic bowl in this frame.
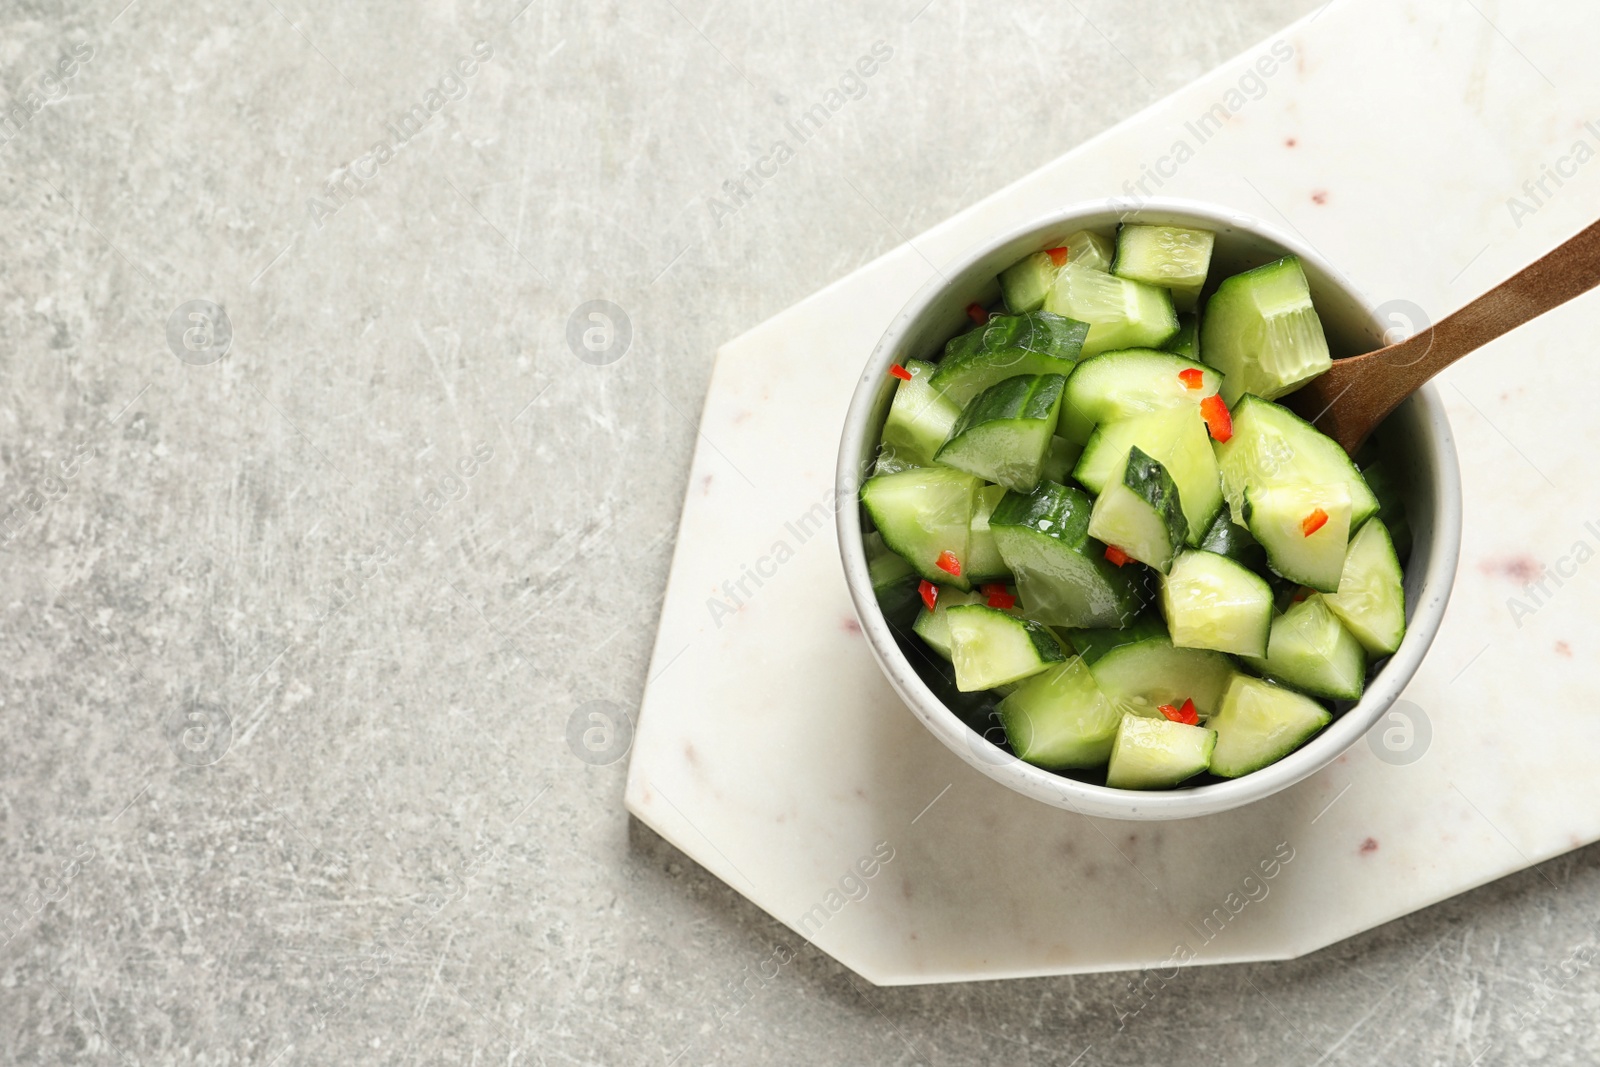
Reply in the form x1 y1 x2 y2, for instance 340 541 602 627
836 198 1462 820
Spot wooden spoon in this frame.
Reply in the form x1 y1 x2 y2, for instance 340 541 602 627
1285 218 1600 454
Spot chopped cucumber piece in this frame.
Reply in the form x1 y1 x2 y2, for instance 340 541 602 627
1161 550 1274 658
878 358 959 469
1323 518 1406 655
1208 674 1333 778
1000 253 1060 315
1106 715 1216 789
1043 263 1179 358
931 311 1087 406
966 484 1010 582
912 589 987 659
1058 348 1222 444
936 374 1066 493
998 656 1121 769
1087 447 1188 573
866 531 921 624
990 481 1145 628
1201 255 1331 403
1073 405 1223 543
861 466 982 591
1041 435 1082 485
1065 617 1235 720
998 233 1116 313
1215 395 1380 528
1114 224 1215 313
1244 482 1352 593
1244 593 1367 701
1163 313 1200 359
1197 510 1269 572
1062 229 1116 272
946 604 1066 691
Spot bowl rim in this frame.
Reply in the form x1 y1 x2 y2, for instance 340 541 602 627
835 196 1463 821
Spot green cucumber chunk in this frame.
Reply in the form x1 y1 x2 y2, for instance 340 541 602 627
1201 255 1332 403
989 481 1145 628
878 358 960 469
1000 253 1060 315
1160 550 1274 658
1065 617 1235 720
1208 673 1333 777
1244 593 1367 701
966 484 1011 582
1058 348 1222 444
1113 224 1215 313
866 531 920 625
998 656 1121 770
912 588 987 659
1244 482 1352 593
1323 518 1406 655
1106 715 1217 789
946 604 1066 691
1062 229 1116 272
930 311 1088 406
1163 313 1200 359
1215 394 1380 528
861 466 982 591
1043 263 1179 358
936 373 1066 493
1073 404 1223 543
1087 446 1188 573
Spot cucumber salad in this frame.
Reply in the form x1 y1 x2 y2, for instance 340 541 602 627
862 224 1411 790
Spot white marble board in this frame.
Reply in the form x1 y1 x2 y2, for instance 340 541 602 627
624 0 1600 985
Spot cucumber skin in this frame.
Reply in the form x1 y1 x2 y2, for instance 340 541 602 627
945 374 1067 438
1198 511 1269 572
932 311 1089 404
989 481 1147 628
1116 446 1190 569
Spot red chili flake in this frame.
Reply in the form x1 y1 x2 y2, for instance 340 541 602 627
918 579 938 612
935 550 962 577
1104 545 1131 567
1159 700 1199 726
1200 394 1233 442
1046 246 1070 267
1292 589 1310 603
986 591 1017 610
889 363 913 381
1178 368 1205 391
1302 508 1330 537
979 582 1007 596
966 302 989 325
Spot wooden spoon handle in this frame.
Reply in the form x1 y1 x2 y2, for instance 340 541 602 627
1368 217 1600 404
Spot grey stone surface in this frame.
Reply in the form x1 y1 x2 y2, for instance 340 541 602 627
0 0 1594 1063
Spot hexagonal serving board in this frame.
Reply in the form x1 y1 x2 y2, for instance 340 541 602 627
625 0 1600 984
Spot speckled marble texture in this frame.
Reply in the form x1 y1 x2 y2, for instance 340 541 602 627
4 0 1600 1063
